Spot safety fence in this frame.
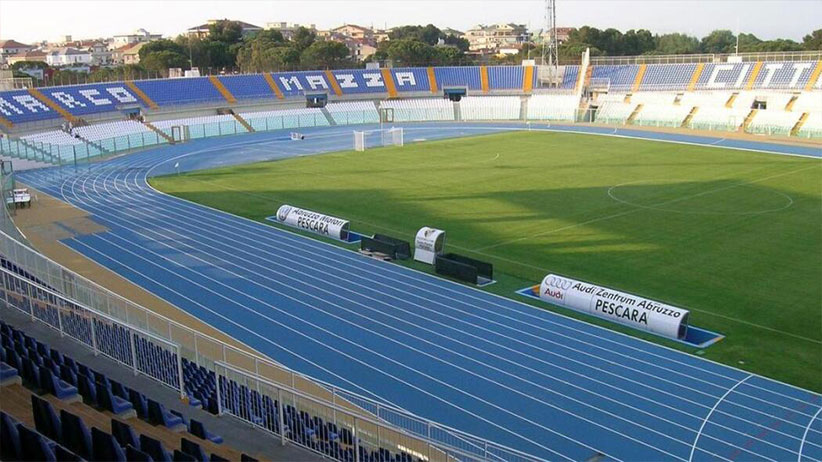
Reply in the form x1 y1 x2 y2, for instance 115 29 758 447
0 223 540 462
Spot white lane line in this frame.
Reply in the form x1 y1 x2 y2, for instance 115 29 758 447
799 406 822 462
689 375 753 462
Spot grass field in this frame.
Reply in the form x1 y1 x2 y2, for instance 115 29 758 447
151 130 822 392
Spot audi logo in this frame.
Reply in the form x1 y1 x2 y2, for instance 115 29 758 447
545 276 573 290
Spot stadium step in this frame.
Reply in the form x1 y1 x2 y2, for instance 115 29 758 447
230 113 255 132
125 81 159 109
623 93 632 103
785 95 799 111
805 61 822 90
262 73 285 99
626 103 643 124
631 64 647 92
62 127 109 155
0 115 12 130
319 107 336 126
687 63 705 91
745 62 764 90
681 106 699 127
141 121 175 144
208 76 237 104
741 108 758 131
725 93 738 108
790 112 809 136
582 64 593 90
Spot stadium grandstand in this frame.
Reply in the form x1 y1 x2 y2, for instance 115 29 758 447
1 14 821 462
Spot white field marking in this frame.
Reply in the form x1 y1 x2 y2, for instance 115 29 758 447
133 149 822 413
799 406 822 462
70 232 594 462
689 375 753 462
81 166 707 462
93 164 817 457
42 123 820 409
606 178 795 215
69 135 822 414
80 158 822 438
136 127 822 403
477 163 819 251
71 157 592 462
120 175 822 443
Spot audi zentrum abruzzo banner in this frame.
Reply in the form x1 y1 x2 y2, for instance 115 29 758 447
276 205 350 241
539 274 690 339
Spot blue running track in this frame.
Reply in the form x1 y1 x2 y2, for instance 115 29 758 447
19 123 822 461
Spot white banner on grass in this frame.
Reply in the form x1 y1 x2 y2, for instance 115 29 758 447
539 274 690 339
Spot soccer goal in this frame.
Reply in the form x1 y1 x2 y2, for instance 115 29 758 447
353 127 404 151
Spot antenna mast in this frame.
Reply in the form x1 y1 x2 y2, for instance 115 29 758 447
542 0 560 84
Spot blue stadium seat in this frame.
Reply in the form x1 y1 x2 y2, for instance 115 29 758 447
40 366 79 401
180 437 208 462
54 444 83 461
91 426 126 462
190 418 223 444
126 444 154 462
60 409 92 460
140 433 172 462
111 418 140 451
174 448 198 461
0 361 19 384
76 373 98 406
31 394 61 441
148 398 185 430
0 411 23 460
129 387 150 419
96 381 134 416
18 423 58 462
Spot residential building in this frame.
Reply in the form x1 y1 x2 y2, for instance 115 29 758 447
111 28 163 49
264 22 316 40
6 50 47 66
45 47 92 66
186 19 263 39
463 23 529 53
112 42 146 65
0 40 34 65
330 24 373 41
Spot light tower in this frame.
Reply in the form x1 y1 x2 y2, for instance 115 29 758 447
541 0 560 85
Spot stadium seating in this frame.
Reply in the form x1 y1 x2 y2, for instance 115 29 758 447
560 65 580 90
460 96 521 120
590 65 639 91
135 77 223 106
22 129 83 146
240 107 330 131
325 101 380 125
487 66 526 90
592 93 636 125
73 120 151 141
747 109 802 136
216 75 276 101
526 93 579 121
637 63 697 91
434 66 482 90
380 98 454 121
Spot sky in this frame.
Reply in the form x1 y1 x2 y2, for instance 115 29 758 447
0 0 819 44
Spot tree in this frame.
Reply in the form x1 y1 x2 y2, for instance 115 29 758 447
622 29 655 55
432 46 464 65
293 27 316 52
208 20 243 44
138 39 185 60
443 34 469 52
803 29 822 50
300 41 351 69
385 39 436 66
141 50 189 75
700 30 736 53
655 33 700 54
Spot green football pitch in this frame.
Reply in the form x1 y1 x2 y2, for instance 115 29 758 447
151 131 822 392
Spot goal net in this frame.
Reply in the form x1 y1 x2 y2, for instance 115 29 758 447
353 127 404 151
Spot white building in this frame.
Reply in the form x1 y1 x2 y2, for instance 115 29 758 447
45 48 92 66
111 28 163 49
463 24 529 53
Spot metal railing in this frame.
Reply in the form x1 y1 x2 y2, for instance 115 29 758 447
590 50 822 66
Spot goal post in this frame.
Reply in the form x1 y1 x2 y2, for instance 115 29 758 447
353 127 403 151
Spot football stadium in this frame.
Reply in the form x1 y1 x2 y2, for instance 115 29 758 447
0 2 820 461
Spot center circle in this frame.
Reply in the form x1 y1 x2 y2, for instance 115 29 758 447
607 179 794 215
